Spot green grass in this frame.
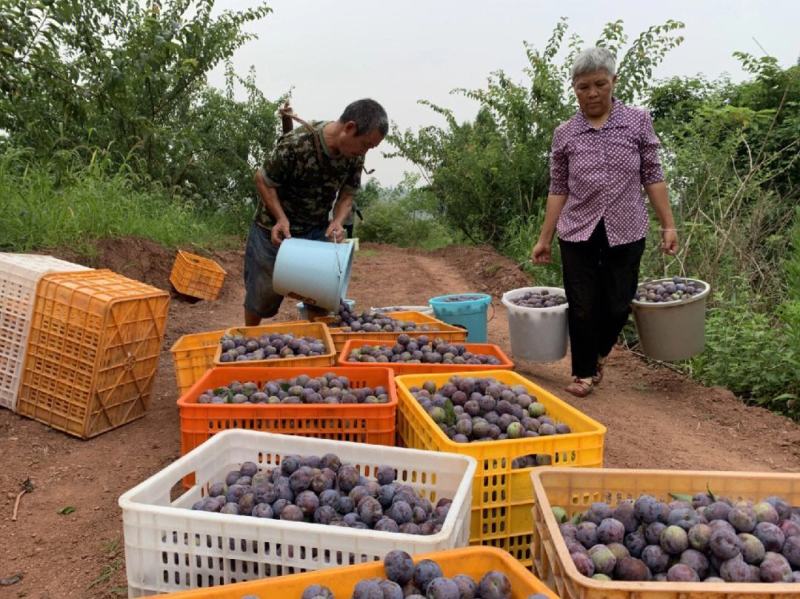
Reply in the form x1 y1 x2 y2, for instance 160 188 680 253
0 149 248 255
87 537 125 594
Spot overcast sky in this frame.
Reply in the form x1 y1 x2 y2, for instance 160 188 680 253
209 0 800 186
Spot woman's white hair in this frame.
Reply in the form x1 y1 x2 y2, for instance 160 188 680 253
571 47 616 82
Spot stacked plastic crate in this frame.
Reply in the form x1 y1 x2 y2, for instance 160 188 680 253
0 253 91 412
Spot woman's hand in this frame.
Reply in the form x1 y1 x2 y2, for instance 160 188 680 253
531 240 552 264
661 229 678 255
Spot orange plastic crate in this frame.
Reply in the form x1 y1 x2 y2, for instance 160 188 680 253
320 311 468 350
178 365 398 455
531 467 800 599
215 322 336 368
338 339 515 375
169 250 226 301
16 269 169 438
160 546 558 598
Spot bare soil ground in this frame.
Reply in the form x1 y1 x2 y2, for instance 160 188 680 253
2 240 799 598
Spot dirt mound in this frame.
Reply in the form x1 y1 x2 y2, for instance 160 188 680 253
49 237 245 300
48 237 174 290
429 244 533 298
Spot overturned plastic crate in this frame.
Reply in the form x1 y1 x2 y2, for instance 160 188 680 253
395 370 606 567
0 253 90 411
319 311 468 351
531 467 800 599
170 250 227 301
16 269 169 438
119 429 476 596
159 546 557 598
179 365 398 455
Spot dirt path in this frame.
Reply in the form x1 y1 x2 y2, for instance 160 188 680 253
1 241 799 598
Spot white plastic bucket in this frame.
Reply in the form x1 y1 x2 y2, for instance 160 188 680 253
631 278 711 361
273 238 354 312
501 286 569 363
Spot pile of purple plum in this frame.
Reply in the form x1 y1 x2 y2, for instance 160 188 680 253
346 335 502 366
507 290 566 309
219 332 327 362
558 492 800 583
332 301 430 333
196 373 390 405
635 277 705 303
192 453 452 535
407 376 571 468
295 549 549 598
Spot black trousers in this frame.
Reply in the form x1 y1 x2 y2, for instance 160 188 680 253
559 220 645 378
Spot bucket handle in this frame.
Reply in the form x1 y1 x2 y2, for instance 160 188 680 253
331 232 346 280
488 300 496 323
661 248 687 279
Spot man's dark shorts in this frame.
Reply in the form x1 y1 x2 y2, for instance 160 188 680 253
243 222 327 319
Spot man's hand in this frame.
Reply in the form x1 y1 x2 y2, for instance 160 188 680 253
661 229 678 255
271 219 291 246
326 220 345 242
531 240 552 264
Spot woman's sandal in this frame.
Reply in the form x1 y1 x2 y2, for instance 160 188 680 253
592 356 607 385
565 377 594 398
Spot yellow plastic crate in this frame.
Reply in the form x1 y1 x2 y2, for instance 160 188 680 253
531 467 800 599
160 546 558 598
319 310 468 350
171 320 312 394
169 250 226 301
395 370 606 566
170 329 228 395
216 321 336 367
17 269 169 438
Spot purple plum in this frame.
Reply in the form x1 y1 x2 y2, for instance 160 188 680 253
477 570 511 599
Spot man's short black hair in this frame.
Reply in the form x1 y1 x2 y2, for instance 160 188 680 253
339 99 388 137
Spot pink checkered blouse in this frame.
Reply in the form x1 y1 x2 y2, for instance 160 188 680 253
549 99 665 246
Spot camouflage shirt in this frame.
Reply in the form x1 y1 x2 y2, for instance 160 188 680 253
255 120 364 235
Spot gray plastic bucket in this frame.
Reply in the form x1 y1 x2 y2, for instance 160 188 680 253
273 238 354 312
501 286 569 363
631 279 711 361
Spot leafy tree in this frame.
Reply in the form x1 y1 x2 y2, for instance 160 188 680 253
643 58 800 301
0 0 280 209
388 17 685 247
357 175 456 250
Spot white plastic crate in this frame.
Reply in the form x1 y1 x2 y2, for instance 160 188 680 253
119 430 476 597
0 253 90 411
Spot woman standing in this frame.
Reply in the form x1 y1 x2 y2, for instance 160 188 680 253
531 47 678 398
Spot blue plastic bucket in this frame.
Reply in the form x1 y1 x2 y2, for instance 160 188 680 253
273 238 354 312
428 293 492 342
296 298 355 320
